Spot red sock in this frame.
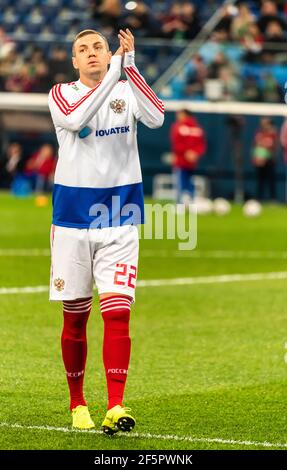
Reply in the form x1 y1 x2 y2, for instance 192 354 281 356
100 295 132 410
61 297 92 410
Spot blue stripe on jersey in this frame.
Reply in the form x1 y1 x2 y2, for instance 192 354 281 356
52 182 144 228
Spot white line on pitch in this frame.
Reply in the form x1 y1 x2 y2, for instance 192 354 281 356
2 249 287 259
140 250 287 259
137 271 287 287
0 422 285 448
0 249 50 256
1 271 287 295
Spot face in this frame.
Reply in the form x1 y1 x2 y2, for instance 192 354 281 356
9 143 21 155
72 34 112 78
39 144 54 158
261 118 271 129
176 111 188 121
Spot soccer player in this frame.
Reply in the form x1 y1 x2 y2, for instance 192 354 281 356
48 28 164 434
170 109 206 204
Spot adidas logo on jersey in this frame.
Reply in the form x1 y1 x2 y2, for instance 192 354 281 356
95 126 130 137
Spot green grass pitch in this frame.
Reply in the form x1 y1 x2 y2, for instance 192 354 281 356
0 191 286 450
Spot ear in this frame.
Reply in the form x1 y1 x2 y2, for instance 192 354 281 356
72 56 79 70
107 50 112 65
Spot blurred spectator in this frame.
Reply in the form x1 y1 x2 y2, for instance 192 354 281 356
5 47 50 93
280 118 287 164
257 0 286 34
218 65 241 101
170 109 206 203
0 45 23 91
180 1 201 39
231 3 255 41
252 117 278 200
0 143 24 189
260 72 281 102
0 27 15 60
48 46 75 86
5 64 37 92
24 144 57 193
91 0 121 36
161 1 201 40
214 4 235 39
241 75 262 101
123 1 161 38
185 54 208 97
207 51 228 78
263 20 287 53
280 118 287 201
242 22 263 62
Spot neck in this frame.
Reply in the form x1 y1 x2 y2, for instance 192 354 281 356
79 71 107 89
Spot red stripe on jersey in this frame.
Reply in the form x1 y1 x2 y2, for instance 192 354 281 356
53 85 69 115
55 84 91 115
52 82 101 115
52 85 67 115
127 66 164 108
57 84 92 111
125 67 164 114
58 82 101 113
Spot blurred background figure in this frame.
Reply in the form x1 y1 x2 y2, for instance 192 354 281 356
161 1 200 40
48 46 75 86
252 117 279 201
91 0 121 37
0 142 24 189
280 118 287 201
0 0 287 201
170 109 206 203
24 144 57 193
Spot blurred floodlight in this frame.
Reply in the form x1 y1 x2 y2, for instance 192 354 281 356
125 1 137 11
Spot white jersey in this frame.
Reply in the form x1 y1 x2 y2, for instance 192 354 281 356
48 52 164 229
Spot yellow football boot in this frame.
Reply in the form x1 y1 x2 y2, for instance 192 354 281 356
72 405 95 430
101 405 136 435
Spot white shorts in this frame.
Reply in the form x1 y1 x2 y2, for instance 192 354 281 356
50 224 139 302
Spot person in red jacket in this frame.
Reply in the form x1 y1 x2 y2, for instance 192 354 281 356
170 109 206 203
24 143 57 192
252 117 278 201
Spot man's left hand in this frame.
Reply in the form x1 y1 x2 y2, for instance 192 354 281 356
118 29 135 53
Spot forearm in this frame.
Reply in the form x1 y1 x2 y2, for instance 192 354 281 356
49 56 122 132
123 51 164 128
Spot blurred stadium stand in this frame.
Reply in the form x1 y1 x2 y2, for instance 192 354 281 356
1 0 287 201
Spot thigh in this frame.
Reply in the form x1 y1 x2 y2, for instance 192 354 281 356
93 225 139 302
50 225 93 301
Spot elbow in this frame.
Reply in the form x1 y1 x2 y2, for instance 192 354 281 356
148 112 165 129
65 116 83 132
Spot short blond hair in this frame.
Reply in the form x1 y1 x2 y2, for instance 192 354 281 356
72 29 109 56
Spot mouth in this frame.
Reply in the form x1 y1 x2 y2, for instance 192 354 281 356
88 61 99 66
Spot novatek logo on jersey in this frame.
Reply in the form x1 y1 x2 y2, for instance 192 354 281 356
107 368 128 375
95 126 130 137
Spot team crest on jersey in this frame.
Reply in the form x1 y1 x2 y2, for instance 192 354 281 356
54 278 65 291
110 99 126 114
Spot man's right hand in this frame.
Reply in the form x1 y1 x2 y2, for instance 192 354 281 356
185 150 199 164
114 44 125 57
